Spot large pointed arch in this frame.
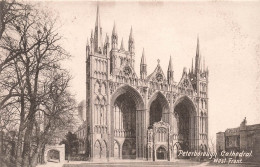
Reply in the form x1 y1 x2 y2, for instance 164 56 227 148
113 140 120 159
110 84 145 159
173 95 196 151
173 95 196 115
148 91 169 110
148 91 170 125
101 140 107 158
111 84 144 110
94 140 102 159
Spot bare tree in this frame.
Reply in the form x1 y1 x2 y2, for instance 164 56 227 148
0 0 28 73
28 69 76 166
208 135 216 153
0 2 77 167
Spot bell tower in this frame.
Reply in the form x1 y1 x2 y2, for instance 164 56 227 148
85 5 110 160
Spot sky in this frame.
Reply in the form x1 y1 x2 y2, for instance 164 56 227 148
36 1 260 139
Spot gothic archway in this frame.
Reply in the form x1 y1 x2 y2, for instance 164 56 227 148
101 140 107 158
173 96 196 151
148 92 169 126
172 142 181 159
122 139 136 159
156 146 167 160
114 140 120 159
111 84 145 159
94 140 101 159
47 149 60 162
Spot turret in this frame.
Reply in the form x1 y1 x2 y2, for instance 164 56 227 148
128 27 135 53
167 56 174 84
111 22 118 50
140 48 147 80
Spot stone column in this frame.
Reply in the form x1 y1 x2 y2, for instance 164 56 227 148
120 143 123 159
136 109 145 159
110 104 115 160
195 115 200 151
106 91 111 160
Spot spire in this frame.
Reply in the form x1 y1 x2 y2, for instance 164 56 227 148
94 5 103 53
141 48 146 64
200 56 202 71
91 30 93 39
104 33 109 44
90 30 94 54
104 34 107 44
86 38 89 46
196 36 200 58
191 58 194 73
195 35 201 73
111 21 118 49
112 21 117 35
128 26 135 53
106 34 109 44
120 38 124 50
167 56 174 84
203 57 205 73
129 26 133 41
167 56 173 71
95 5 101 28
140 48 147 80
86 38 90 59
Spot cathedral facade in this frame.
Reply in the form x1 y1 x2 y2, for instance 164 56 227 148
85 6 209 161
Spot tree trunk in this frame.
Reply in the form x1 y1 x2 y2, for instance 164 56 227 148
30 145 42 167
15 129 24 167
21 122 33 167
16 101 25 167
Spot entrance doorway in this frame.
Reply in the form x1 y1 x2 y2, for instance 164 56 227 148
47 149 60 162
122 140 136 159
156 146 167 160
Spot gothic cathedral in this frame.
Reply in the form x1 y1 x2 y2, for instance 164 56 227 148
85 6 209 161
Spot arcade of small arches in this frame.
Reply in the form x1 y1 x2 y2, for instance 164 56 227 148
91 84 208 161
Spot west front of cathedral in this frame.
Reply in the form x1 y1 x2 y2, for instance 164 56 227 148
83 6 209 161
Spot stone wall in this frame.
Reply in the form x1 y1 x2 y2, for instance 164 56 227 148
44 144 65 163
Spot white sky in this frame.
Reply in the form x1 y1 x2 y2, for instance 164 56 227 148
37 1 260 139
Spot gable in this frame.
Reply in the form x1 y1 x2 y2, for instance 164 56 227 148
178 70 194 91
147 62 167 83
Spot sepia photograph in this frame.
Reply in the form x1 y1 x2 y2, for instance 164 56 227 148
0 0 260 167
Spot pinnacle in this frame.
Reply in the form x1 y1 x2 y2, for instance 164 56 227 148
129 26 134 40
196 35 200 57
106 34 109 42
120 38 124 50
112 21 117 35
168 56 173 71
203 57 205 72
141 48 146 64
191 58 194 73
95 5 101 27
